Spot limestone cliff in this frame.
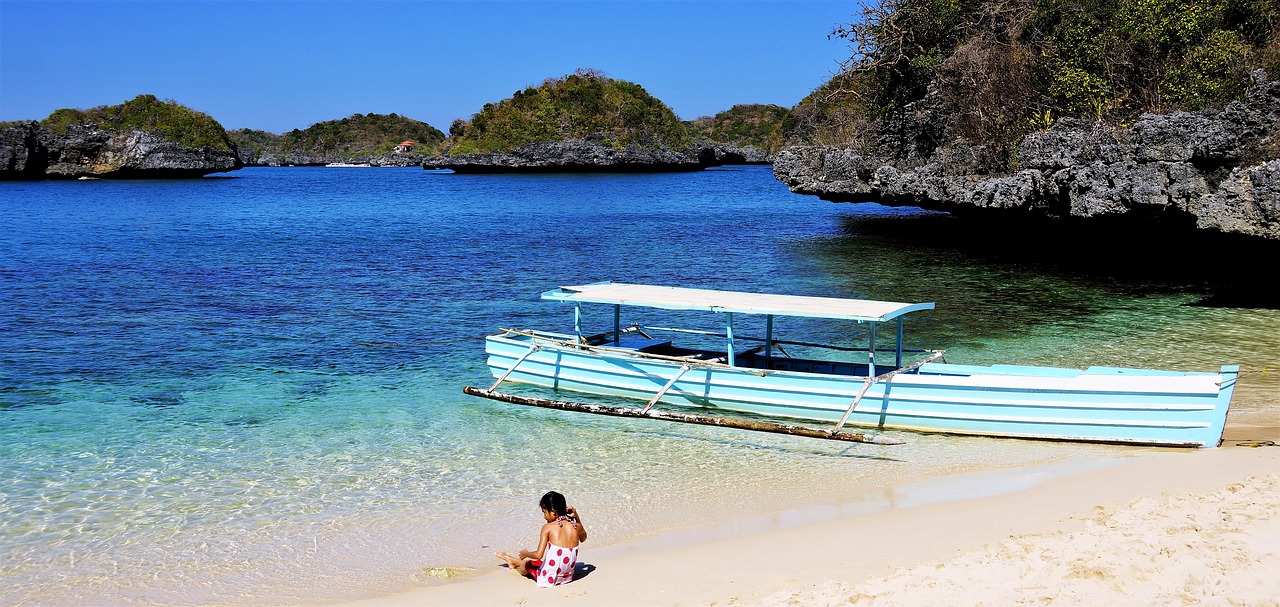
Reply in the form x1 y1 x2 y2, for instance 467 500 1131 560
774 72 1280 241
1 121 241 180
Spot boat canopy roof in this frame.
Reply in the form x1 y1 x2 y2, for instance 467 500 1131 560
543 282 935 323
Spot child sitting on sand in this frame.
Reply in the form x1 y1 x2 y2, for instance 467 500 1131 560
496 491 588 587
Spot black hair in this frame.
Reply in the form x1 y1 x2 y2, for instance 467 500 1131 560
539 490 567 517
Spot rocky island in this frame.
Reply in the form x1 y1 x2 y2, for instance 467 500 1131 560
423 69 774 173
229 113 446 167
0 95 241 180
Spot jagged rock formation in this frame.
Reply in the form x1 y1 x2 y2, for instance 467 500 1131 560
1 121 241 179
423 139 723 173
0 122 45 179
774 72 1280 241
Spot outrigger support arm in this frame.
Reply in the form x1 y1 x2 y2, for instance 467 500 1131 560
642 365 691 413
834 350 947 432
463 386 905 445
489 343 541 391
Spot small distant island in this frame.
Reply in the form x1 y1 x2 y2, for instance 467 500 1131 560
229 113 447 167
423 69 774 173
1 75 783 179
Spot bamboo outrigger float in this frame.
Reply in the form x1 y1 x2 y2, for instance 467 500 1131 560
467 282 1238 447
462 386 906 444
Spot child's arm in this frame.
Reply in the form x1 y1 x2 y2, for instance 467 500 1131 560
568 506 587 543
519 524 553 560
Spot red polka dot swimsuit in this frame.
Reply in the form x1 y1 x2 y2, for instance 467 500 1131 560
532 516 579 588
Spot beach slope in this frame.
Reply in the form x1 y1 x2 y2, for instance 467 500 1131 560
338 441 1279 607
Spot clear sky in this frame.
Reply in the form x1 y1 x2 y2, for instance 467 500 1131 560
0 0 857 134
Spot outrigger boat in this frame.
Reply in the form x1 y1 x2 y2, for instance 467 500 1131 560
466 282 1238 447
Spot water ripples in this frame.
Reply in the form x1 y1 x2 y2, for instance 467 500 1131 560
2 167 1276 605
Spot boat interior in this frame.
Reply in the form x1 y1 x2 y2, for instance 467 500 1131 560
582 332 875 377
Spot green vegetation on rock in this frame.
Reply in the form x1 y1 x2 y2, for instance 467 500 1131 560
445 69 691 154
272 113 446 159
793 0 1279 162
225 128 280 160
688 104 789 153
40 94 234 151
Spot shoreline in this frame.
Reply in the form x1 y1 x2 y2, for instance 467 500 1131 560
333 424 1279 607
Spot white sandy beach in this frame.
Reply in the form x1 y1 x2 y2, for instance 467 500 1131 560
335 422 1279 607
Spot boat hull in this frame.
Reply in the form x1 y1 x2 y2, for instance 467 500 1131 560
484 333 1237 447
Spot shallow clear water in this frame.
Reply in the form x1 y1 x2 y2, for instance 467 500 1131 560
1 166 1275 605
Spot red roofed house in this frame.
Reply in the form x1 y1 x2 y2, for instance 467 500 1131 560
394 141 415 153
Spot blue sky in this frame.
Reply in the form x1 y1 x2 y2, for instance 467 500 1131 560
0 0 856 134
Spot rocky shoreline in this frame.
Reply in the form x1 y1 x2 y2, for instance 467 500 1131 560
239 151 425 168
773 72 1280 241
422 139 769 173
0 124 772 177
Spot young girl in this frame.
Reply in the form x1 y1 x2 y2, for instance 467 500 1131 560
495 491 588 587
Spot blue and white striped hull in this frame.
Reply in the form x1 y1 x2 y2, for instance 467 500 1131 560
484 334 1237 447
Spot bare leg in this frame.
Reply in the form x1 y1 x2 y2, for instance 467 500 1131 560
495 551 529 575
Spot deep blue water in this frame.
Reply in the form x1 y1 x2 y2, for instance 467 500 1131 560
1 166 1275 606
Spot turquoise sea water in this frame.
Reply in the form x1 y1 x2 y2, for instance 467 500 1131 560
2 166 1276 606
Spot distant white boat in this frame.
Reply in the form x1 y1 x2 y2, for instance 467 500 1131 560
325 162 371 168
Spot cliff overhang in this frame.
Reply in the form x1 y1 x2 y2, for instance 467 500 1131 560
774 72 1280 242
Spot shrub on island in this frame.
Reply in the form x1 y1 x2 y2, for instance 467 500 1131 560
444 68 691 155
40 94 235 152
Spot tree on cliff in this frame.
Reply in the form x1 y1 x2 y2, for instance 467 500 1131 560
788 0 1279 165
444 68 691 154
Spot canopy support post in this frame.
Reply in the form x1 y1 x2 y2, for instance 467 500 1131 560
726 312 735 367
765 315 774 368
641 365 691 413
613 304 621 345
895 317 904 368
574 303 583 344
868 322 877 376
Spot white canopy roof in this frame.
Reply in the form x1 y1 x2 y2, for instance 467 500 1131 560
543 282 934 323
